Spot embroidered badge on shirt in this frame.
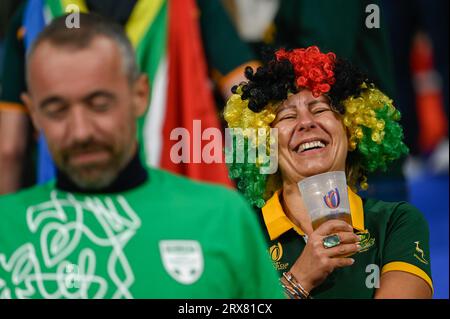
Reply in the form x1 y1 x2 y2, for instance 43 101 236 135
159 240 204 285
268 242 289 271
356 230 375 253
413 241 429 265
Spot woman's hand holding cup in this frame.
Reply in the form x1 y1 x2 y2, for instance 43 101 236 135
288 220 360 293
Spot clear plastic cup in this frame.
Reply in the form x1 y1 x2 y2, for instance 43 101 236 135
298 171 351 230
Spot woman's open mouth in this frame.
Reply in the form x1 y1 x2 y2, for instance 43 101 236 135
293 139 329 155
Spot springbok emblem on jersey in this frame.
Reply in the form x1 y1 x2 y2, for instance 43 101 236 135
414 241 428 265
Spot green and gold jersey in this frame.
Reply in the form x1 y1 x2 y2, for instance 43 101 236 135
260 189 433 298
0 168 283 299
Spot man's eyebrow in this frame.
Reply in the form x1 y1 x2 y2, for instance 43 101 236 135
39 96 67 110
82 90 116 103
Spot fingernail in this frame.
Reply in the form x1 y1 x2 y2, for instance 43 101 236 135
358 235 363 241
356 244 361 251
350 258 355 264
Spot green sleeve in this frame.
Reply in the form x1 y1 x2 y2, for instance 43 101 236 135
0 2 26 105
196 0 256 76
225 192 284 299
381 202 433 291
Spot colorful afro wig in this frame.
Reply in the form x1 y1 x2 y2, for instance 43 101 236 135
223 46 409 208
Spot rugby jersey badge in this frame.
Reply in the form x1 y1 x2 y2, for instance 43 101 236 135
356 230 375 253
159 240 204 285
414 241 429 265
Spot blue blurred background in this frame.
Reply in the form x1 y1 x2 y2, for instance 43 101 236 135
409 169 449 298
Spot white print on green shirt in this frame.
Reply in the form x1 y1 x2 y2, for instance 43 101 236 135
0 191 141 298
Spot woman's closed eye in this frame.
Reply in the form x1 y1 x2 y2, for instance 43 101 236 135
313 108 329 114
276 110 297 122
311 104 332 115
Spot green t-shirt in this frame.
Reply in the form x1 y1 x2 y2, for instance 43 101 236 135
0 168 283 299
259 190 433 298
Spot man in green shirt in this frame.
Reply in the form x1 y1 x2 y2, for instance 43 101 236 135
0 14 283 299
0 0 259 194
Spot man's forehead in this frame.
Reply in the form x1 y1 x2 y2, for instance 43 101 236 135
31 36 120 65
28 37 126 94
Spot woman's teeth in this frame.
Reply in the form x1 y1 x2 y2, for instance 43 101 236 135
298 141 326 153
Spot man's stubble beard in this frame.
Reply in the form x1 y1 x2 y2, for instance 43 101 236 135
54 138 136 191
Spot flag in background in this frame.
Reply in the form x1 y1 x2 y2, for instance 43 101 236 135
26 0 233 188
160 0 232 186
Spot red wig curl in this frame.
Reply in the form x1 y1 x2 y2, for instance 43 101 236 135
275 46 336 97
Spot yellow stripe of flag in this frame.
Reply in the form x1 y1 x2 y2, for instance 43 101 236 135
61 0 88 13
125 0 165 48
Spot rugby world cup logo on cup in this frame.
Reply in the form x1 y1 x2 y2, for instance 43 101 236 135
323 188 340 209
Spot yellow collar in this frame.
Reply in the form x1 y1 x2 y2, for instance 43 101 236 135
262 187 365 240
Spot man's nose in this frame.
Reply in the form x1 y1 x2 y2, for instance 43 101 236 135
68 107 94 142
